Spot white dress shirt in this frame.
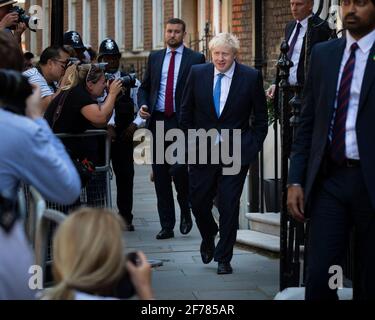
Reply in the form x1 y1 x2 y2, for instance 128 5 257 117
212 61 236 144
288 15 312 85
213 61 236 116
156 44 185 112
333 29 375 160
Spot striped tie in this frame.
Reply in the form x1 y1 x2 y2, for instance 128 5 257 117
330 42 359 165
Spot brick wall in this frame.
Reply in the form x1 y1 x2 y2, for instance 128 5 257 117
144 0 152 51
107 0 115 39
91 0 98 51
23 0 293 81
76 1 83 36
264 0 292 83
164 0 174 21
124 0 132 51
63 0 68 32
232 0 252 66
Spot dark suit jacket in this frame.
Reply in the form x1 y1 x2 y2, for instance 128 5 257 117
137 46 205 123
288 38 375 211
179 62 268 166
274 15 332 106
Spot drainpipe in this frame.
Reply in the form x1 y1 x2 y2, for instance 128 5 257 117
248 0 264 214
51 0 64 46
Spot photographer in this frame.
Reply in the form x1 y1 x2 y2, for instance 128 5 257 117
42 208 153 300
0 30 81 300
0 0 27 47
23 46 71 112
97 38 143 231
44 63 122 166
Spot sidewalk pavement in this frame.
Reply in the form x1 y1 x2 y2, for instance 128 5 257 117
113 164 279 300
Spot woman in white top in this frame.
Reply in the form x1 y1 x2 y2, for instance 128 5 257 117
43 208 153 300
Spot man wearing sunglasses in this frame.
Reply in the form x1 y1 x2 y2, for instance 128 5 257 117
23 46 70 112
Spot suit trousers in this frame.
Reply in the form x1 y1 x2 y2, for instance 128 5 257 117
306 163 375 300
149 112 190 231
189 164 248 263
111 137 134 224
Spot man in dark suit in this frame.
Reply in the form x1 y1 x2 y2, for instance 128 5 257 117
288 0 375 300
180 33 268 274
266 0 332 103
138 18 205 240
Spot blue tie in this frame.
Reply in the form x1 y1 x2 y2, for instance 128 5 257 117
213 73 225 117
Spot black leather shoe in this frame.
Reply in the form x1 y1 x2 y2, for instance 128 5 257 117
217 262 233 275
180 213 193 235
200 236 215 264
156 229 174 240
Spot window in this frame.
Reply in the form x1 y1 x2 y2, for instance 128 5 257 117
29 0 37 54
98 0 107 43
222 0 232 33
115 0 124 50
133 0 144 51
82 0 91 45
152 0 164 49
173 0 182 18
68 0 77 31
42 0 50 48
213 0 220 35
198 0 206 51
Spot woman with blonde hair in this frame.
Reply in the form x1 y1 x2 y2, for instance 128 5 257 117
44 63 123 166
44 208 153 300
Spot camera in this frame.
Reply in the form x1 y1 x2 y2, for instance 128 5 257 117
105 73 137 89
9 6 38 32
0 195 18 233
0 70 33 115
113 252 139 299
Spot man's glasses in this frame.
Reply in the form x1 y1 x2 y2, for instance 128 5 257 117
53 59 68 70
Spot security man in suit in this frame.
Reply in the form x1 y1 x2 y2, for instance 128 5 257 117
180 33 268 274
138 18 205 240
288 0 375 300
267 0 332 100
98 38 142 231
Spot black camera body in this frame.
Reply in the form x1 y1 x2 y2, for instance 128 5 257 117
0 70 33 115
0 195 19 233
105 73 137 89
9 6 38 32
113 252 139 299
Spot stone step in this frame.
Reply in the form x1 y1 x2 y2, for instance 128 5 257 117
236 230 280 253
246 212 280 236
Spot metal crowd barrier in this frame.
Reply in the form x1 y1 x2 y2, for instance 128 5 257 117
49 130 113 213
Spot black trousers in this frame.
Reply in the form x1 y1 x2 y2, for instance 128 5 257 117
149 112 190 231
306 164 375 300
111 137 134 224
189 164 248 263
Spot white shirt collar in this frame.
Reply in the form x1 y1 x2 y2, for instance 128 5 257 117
167 44 184 55
297 14 313 29
214 61 236 79
346 29 375 54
